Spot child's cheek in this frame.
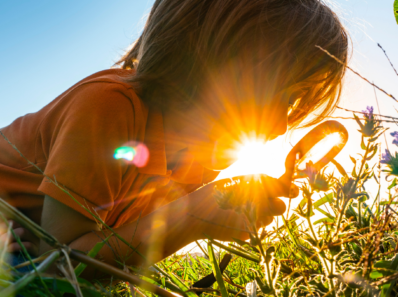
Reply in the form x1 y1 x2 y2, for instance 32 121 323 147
189 135 238 170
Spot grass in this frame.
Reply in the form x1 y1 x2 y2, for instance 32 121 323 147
1 45 398 297
1 99 398 297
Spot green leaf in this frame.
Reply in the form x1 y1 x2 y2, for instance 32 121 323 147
370 271 383 279
349 156 357 164
361 137 366 150
314 217 335 225
289 215 299 225
168 272 196 297
314 193 334 208
74 234 112 277
352 165 357 178
299 197 307 209
366 146 378 161
281 216 299 247
208 242 228 297
315 206 335 220
351 243 362 256
395 0 398 24
380 201 398 205
331 159 348 177
212 239 260 263
374 260 392 269
369 136 379 142
354 113 365 130
388 178 397 190
232 237 251 248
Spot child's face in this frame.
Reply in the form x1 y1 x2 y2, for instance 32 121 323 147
178 60 294 170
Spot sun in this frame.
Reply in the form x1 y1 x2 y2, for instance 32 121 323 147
216 138 289 180
237 141 268 164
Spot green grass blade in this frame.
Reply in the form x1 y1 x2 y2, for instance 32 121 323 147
212 240 260 263
74 234 112 277
207 242 228 297
281 215 299 247
203 234 259 263
313 193 334 208
315 207 335 220
167 272 196 297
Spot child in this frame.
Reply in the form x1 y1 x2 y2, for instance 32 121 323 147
0 0 348 278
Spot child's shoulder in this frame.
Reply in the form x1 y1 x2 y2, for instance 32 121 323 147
78 68 135 87
71 68 138 98
55 68 146 116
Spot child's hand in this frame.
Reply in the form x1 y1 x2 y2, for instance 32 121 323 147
192 174 299 241
0 220 39 256
214 174 298 222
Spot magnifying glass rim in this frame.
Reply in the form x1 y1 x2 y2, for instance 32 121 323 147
285 120 349 179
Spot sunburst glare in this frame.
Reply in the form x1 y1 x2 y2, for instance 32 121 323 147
216 137 288 180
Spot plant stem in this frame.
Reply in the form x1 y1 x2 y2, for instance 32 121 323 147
306 192 318 246
333 198 349 239
352 140 372 229
352 140 371 192
247 213 275 296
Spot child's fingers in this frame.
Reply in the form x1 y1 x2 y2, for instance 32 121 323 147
11 227 38 243
259 197 286 217
0 227 34 243
259 175 292 198
8 241 39 256
256 215 273 229
289 183 300 198
0 225 40 257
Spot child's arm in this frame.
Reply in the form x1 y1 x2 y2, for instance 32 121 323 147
40 175 294 279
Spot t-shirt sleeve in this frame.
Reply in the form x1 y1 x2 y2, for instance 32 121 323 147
38 82 138 222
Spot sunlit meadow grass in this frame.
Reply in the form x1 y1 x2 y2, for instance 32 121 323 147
3 96 398 297
1 36 398 297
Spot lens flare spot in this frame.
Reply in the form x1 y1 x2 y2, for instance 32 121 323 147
114 147 136 161
114 142 149 168
152 219 165 229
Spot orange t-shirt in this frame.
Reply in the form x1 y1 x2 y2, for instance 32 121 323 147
0 69 219 228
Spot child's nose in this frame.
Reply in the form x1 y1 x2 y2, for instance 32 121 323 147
268 122 287 140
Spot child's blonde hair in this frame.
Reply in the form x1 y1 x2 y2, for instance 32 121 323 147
117 0 349 128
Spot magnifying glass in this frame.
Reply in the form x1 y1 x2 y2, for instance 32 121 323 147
281 120 348 182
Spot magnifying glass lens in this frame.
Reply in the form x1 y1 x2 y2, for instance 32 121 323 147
283 121 349 181
297 132 344 170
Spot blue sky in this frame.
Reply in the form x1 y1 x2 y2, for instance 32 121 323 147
1 0 397 187
1 0 396 126
0 0 154 127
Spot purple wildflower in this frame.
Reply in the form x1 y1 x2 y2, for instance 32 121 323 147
381 149 392 164
303 161 317 183
391 131 398 146
362 106 374 120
